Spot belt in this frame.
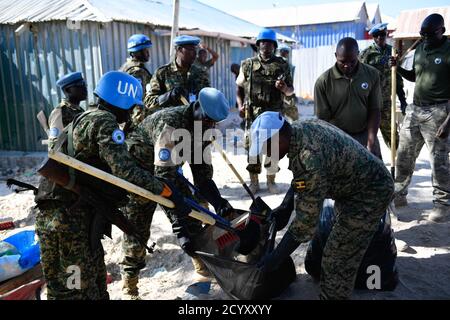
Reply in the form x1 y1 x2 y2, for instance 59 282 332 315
413 100 448 107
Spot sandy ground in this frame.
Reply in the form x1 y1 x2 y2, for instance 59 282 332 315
1 104 449 300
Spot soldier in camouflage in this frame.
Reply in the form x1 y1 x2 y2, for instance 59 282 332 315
250 112 394 300
278 43 299 122
35 72 87 300
120 34 153 127
236 28 294 194
38 71 190 300
121 88 232 296
359 23 408 149
193 43 219 77
144 35 210 116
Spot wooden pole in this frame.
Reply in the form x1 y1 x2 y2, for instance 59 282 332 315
47 150 217 226
391 47 397 179
169 0 180 59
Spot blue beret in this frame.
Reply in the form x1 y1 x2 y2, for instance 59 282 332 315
56 72 84 89
249 111 286 157
369 23 388 35
174 35 201 46
198 87 230 122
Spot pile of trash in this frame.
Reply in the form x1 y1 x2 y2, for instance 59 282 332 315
0 230 40 283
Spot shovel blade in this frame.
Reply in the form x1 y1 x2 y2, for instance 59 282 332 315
250 197 272 218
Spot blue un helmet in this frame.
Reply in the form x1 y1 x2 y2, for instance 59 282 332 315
256 28 278 48
127 34 152 53
198 87 230 122
249 111 285 157
94 71 143 110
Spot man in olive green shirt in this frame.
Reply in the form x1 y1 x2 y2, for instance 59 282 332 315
390 14 450 222
315 37 382 159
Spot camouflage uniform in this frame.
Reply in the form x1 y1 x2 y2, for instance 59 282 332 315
396 102 450 205
281 62 299 121
193 58 214 74
39 106 164 300
237 54 293 173
122 104 212 279
359 43 407 149
119 58 153 128
143 60 210 116
35 99 84 299
395 40 450 207
286 119 394 299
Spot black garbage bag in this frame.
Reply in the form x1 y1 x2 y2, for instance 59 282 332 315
197 252 296 300
194 212 296 300
304 199 398 291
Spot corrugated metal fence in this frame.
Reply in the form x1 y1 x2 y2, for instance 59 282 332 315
0 20 248 151
273 21 367 48
292 39 373 99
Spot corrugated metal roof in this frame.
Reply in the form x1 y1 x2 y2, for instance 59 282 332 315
0 0 276 39
394 6 450 39
232 1 367 27
366 3 381 25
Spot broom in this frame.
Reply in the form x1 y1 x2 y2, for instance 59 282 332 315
176 171 260 254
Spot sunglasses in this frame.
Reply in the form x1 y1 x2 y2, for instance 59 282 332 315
372 32 387 38
419 28 442 38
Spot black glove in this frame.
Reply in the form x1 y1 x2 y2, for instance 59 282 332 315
160 178 191 217
197 179 234 217
157 87 188 107
272 186 295 231
257 232 300 273
169 87 188 104
216 200 234 218
178 235 196 257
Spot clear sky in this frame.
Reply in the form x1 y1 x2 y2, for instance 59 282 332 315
198 0 449 17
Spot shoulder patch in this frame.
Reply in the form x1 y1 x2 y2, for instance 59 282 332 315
293 179 306 192
158 148 171 161
112 129 125 144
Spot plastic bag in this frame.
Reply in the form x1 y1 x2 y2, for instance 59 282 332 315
0 241 19 257
0 230 41 282
304 200 398 291
194 212 296 300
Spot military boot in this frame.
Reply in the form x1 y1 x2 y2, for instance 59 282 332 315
266 175 279 194
249 173 260 194
394 194 408 207
122 275 140 300
191 256 212 282
428 205 450 223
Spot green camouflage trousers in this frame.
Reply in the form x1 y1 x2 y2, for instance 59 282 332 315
395 103 450 206
121 195 156 278
35 202 108 300
379 101 399 150
319 178 394 299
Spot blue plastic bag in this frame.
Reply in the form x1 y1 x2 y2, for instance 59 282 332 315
1 230 41 281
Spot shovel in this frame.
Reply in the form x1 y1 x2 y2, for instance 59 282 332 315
176 170 261 255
